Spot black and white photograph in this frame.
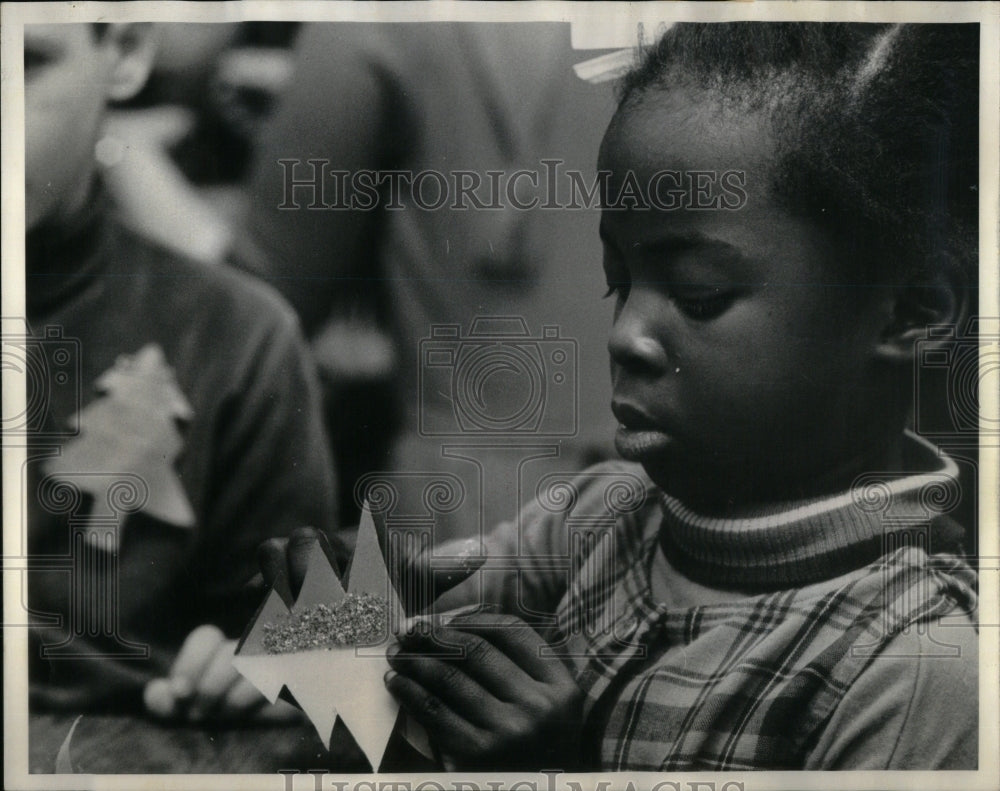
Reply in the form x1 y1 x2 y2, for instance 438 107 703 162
2 2 998 789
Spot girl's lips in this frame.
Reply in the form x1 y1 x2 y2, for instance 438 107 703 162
615 424 676 459
611 401 676 459
611 401 663 431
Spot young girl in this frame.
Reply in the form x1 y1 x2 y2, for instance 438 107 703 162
268 22 979 771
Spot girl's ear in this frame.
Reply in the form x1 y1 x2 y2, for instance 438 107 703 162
874 271 967 363
104 24 157 104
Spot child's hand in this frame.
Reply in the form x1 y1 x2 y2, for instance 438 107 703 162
143 624 299 723
257 526 485 615
257 527 349 595
385 613 584 771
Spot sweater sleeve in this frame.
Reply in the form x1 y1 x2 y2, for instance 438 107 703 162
434 462 650 623
190 302 338 637
431 506 568 621
805 615 978 769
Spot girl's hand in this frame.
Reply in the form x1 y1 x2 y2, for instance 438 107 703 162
257 526 484 615
384 613 584 771
257 527 351 594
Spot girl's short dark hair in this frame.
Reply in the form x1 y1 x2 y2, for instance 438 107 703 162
618 23 979 287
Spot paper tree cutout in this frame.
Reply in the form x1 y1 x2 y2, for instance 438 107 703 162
233 505 424 770
45 344 196 538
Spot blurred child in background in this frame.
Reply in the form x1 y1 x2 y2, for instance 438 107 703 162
25 23 335 726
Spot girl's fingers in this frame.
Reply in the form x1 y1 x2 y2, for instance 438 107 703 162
386 641 507 728
383 669 489 759
259 525 482 616
395 626 529 704
286 527 325 596
399 538 487 615
447 614 566 685
256 537 289 590
258 528 350 596
426 539 487 604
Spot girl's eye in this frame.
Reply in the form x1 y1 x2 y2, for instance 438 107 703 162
672 290 734 320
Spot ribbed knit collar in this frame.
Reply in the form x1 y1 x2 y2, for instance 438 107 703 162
658 431 964 589
26 181 111 316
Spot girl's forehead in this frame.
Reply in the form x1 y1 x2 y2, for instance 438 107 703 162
599 93 775 177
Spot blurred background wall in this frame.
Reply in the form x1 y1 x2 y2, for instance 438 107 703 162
104 22 620 535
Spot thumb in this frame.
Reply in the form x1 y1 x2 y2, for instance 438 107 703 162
399 537 486 615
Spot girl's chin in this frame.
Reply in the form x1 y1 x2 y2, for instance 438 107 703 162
614 430 731 507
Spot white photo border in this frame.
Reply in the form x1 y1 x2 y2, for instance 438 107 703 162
3 2 998 790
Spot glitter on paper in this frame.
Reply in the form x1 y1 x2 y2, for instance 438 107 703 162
261 593 388 654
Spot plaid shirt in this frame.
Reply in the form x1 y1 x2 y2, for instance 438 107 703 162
489 461 978 771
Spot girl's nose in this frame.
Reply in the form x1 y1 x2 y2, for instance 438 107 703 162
607 297 670 375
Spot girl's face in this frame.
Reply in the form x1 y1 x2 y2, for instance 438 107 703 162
598 94 899 510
